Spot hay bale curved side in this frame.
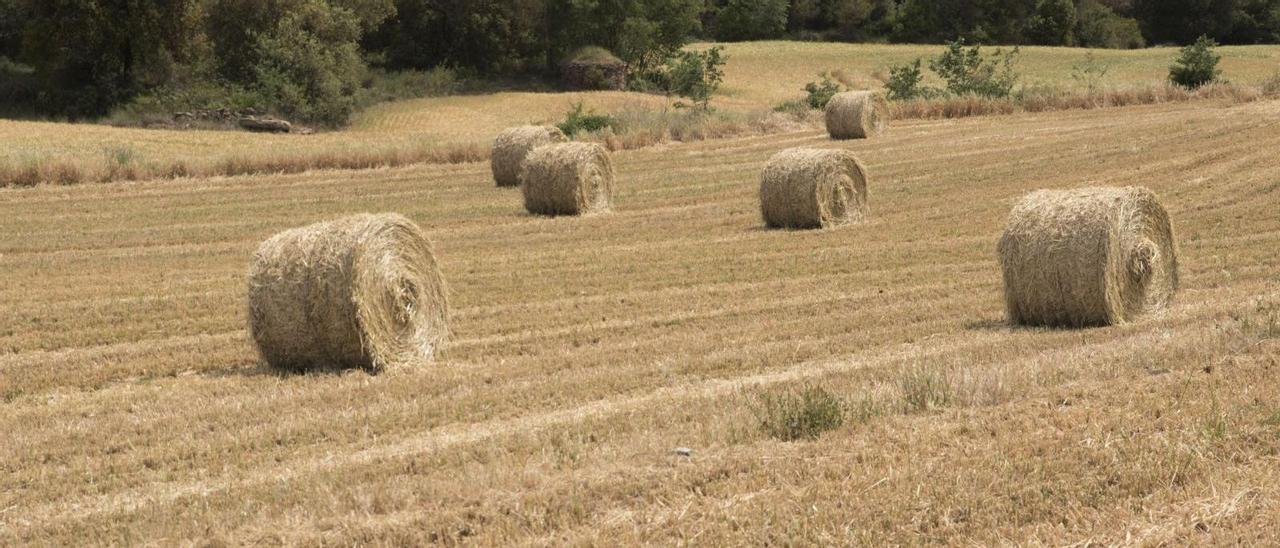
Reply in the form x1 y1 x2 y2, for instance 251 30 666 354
997 186 1178 327
247 213 450 372
825 91 888 140
521 142 614 216
491 126 568 187
759 147 870 229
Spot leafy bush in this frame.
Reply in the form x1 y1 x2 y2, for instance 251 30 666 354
754 386 846 441
803 72 845 109
929 39 1020 98
664 46 727 110
1170 35 1222 89
556 101 615 136
884 58 942 101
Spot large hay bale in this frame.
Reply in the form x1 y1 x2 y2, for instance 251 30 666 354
247 213 450 372
521 142 614 216
825 91 888 140
491 125 568 187
759 147 870 229
997 186 1179 327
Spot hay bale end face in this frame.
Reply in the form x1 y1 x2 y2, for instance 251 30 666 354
247 213 450 373
491 125 568 187
760 147 870 229
998 186 1179 328
825 91 888 140
521 142 614 216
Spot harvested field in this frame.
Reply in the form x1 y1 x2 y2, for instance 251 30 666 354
2 98 1280 544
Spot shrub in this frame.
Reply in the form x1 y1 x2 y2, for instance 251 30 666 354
556 101 615 136
1170 35 1222 89
929 39 1020 98
803 72 845 109
664 46 726 110
1071 52 1110 92
754 385 846 441
884 58 941 101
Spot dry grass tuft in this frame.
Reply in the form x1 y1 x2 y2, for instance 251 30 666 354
520 142 614 216
754 385 846 441
825 91 888 139
759 147 869 229
247 213 450 373
998 186 1179 327
491 126 568 187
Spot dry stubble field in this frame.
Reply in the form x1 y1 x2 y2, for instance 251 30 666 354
3 97 1280 544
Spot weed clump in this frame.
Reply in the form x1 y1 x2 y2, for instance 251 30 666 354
755 386 846 441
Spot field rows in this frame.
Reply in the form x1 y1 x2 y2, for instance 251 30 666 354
2 99 1280 543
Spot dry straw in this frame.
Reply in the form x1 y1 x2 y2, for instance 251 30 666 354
491 125 568 187
759 147 869 229
825 91 888 139
247 213 450 373
998 186 1178 327
521 142 614 215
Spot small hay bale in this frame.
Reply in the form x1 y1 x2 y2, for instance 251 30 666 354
825 91 888 140
997 186 1179 328
491 125 568 187
247 213 450 372
759 147 869 229
521 142 614 216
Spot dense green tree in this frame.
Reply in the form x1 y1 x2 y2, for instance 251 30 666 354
711 0 789 41
544 0 701 67
1075 0 1145 48
0 0 23 61
1133 0 1236 44
17 0 198 118
892 0 1033 44
206 0 393 124
364 0 547 73
1026 0 1077 45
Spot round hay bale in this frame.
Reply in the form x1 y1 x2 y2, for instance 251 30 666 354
491 125 568 187
825 91 888 140
521 142 614 216
759 147 870 229
997 186 1179 327
247 213 450 373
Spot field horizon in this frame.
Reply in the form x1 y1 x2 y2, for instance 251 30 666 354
4 41 1280 188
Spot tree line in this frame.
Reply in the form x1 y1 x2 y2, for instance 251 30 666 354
1 0 1278 124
